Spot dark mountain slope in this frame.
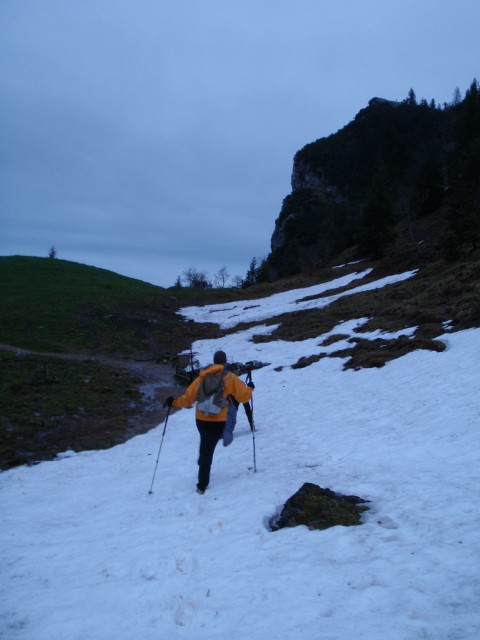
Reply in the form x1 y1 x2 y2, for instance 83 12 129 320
266 80 480 279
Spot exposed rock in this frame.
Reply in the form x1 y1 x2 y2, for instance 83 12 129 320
291 158 345 201
270 212 295 253
270 155 346 255
269 482 370 531
291 157 324 191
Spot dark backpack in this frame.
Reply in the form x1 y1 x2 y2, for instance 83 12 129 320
196 370 229 415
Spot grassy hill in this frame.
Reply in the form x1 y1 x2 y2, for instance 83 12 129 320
0 256 215 357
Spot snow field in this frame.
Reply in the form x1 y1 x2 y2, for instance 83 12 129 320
1 275 479 640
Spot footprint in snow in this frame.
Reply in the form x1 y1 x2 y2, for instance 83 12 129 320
174 595 197 627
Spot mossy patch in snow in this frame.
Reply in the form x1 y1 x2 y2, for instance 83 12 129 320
269 482 370 531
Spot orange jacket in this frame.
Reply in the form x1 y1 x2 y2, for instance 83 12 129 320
172 364 252 422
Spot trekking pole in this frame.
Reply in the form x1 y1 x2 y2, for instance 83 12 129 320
251 423 257 473
189 346 195 383
148 405 171 495
246 371 257 473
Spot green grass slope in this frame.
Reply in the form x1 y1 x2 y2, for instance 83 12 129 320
1 256 174 356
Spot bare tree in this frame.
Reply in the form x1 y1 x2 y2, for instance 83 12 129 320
213 266 230 288
182 267 212 288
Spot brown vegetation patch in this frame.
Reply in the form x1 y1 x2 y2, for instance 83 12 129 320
333 336 446 370
269 482 370 531
291 354 325 369
318 334 351 346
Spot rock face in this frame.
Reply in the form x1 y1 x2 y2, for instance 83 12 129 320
269 482 370 531
291 157 324 191
270 152 338 256
270 213 291 253
270 157 344 254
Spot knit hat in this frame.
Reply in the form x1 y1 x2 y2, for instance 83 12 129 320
213 350 227 364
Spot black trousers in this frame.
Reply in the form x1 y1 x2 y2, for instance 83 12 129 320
196 419 225 490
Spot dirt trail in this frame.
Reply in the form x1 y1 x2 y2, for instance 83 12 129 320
0 342 176 381
0 343 182 442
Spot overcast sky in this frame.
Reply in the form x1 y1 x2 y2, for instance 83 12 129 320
1 1 478 287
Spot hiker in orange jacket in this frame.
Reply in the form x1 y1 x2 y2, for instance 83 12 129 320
164 350 253 494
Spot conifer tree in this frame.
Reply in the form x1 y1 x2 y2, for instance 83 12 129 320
452 86 462 106
242 257 258 288
406 88 417 105
357 174 396 259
